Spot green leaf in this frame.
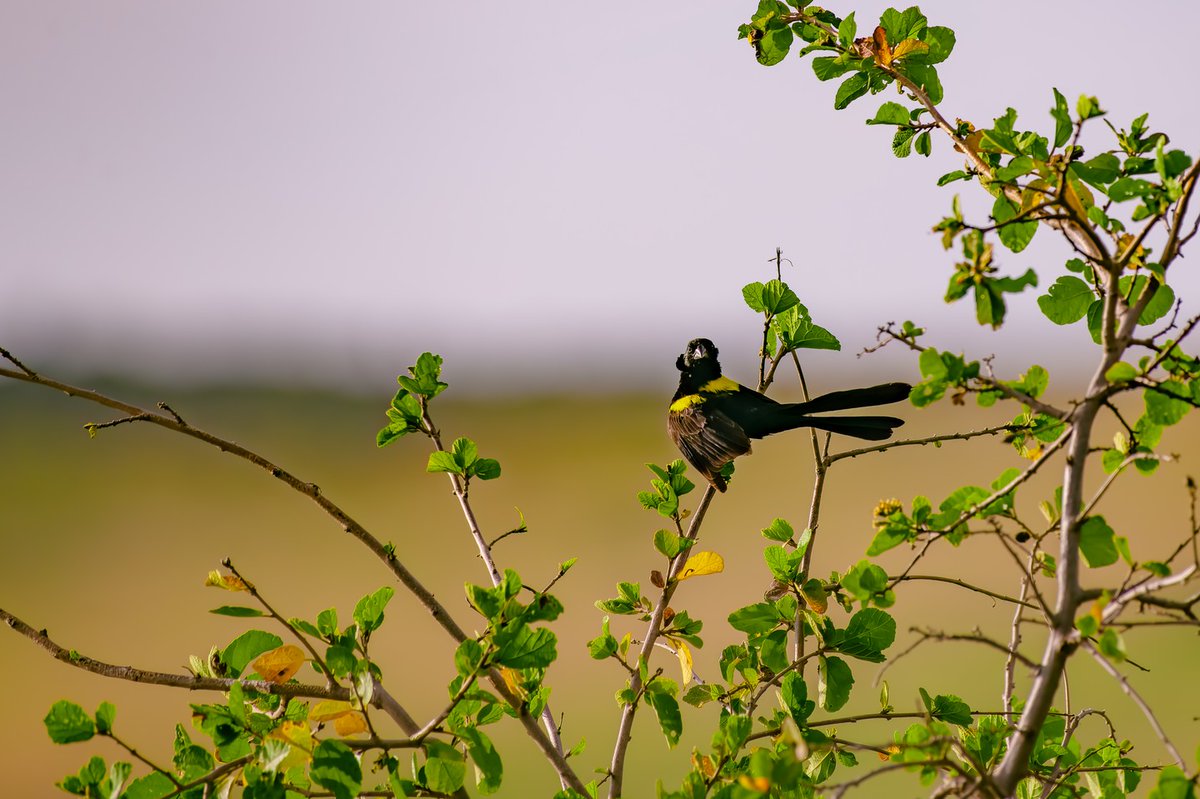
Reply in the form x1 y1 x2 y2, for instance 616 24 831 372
995 155 1034 182
123 773 175 799
834 608 895 662
653 529 687 558
1119 276 1174 325
756 25 794 66
837 11 856 44
354 586 395 634
94 702 116 735
44 701 95 744
867 101 910 126
993 195 1037 253
316 608 338 638
880 6 927 42
927 692 973 726
1072 153 1121 186
424 740 467 794
427 451 463 475
923 26 955 64
311 740 362 799
1147 765 1194 799
1037 276 1092 325
782 318 841 351
904 62 942 104
1108 177 1154 202
647 688 683 747
471 458 502 480
892 127 916 158
209 606 266 618
397 352 448 398
493 623 557 668
458 727 503 794
455 639 486 676
1098 627 1127 662
221 630 283 678
1050 88 1071 149
1146 381 1191 426
818 656 854 711
811 56 852 82
761 518 794 543
937 169 971 186
742 279 800 315
915 130 932 157
728 602 781 634
1076 94 1104 119
834 72 870 110
1079 516 1119 568
1105 362 1137 383
588 618 619 660
781 672 814 724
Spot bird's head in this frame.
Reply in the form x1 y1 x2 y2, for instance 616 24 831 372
676 338 721 379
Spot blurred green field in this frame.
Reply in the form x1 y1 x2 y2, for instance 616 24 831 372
2 380 1198 796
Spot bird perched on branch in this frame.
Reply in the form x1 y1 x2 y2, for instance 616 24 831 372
668 338 911 491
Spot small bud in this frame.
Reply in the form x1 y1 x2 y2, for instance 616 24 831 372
650 570 665 589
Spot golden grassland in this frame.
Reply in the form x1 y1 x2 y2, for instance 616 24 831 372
2 383 1197 796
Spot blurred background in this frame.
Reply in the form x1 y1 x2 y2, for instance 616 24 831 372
3 1 1200 796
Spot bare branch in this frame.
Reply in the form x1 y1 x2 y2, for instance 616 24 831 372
1082 641 1185 768
826 424 1014 464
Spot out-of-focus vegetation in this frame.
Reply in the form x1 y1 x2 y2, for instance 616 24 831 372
3 382 1197 795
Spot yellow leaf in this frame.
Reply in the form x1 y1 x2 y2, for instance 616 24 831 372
872 26 892 66
677 551 724 581
333 711 369 736
270 721 313 767
738 776 772 791
251 644 306 684
669 639 694 685
310 700 355 722
499 666 526 699
801 584 828 614
204 570 249 592
890 39 929 61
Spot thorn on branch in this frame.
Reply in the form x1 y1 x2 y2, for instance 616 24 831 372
0 346 36 377
157 401 187 425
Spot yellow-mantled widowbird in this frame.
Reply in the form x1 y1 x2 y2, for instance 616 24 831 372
668 338 912 491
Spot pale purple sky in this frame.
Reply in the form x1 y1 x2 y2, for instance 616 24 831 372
3 2 1198 393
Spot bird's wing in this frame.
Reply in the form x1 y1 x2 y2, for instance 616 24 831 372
668 403 751 481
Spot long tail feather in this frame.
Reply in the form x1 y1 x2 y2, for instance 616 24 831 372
794 382 912 414
800 414 905 441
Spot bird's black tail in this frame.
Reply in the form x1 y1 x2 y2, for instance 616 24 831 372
777 382 911 441
792 382 912 414
799 414 905 441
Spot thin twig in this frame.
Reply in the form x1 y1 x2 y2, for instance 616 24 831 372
608 486 717 798
1082 641 1185 768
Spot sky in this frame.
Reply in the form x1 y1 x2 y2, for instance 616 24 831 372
3 2 1199 394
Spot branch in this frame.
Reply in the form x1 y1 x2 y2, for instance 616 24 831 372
0 364 470 645
2 607 370 704
910 627 1038 669
825 424 1014 464
421 404 567 765
608 486 717 798
1082 642 1185 768
0 361 586 793
896 574 1037 610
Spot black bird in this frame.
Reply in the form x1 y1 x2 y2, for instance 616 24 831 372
668 338 911 491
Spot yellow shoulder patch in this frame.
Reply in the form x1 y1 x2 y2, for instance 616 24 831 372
669 394 704 412
700 376 741 394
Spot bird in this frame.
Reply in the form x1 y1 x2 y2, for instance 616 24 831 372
667 338 912 491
